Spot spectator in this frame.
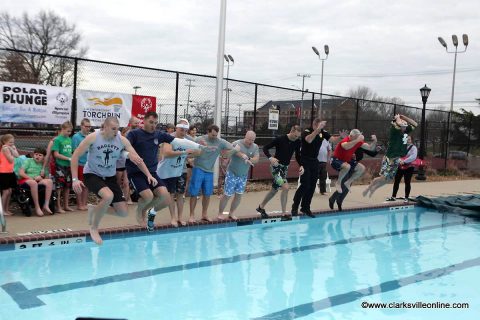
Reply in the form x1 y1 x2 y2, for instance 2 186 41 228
52 121 74 213
18 148 53 216
72 118 91 211
0 134 19 216
165 123 175 134
387 135 418 202
317 138 332 195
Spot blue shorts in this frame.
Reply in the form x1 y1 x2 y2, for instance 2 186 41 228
330 157 357 172
189 167 214 197
129 171 165 194
224 171 247 196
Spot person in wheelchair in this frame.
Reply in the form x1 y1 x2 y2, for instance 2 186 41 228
18 148 54 216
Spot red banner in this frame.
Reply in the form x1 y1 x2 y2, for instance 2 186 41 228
132 95 156 123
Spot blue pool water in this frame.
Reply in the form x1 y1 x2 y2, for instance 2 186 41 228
1 207 480 319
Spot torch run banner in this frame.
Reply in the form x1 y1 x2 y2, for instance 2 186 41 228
76 89 133 127
0 81 72 124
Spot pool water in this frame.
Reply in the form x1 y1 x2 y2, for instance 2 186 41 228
1 207 479 319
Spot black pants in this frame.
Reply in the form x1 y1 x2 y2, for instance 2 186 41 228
317 162 327 193
392 166 414 198
293 160 319 211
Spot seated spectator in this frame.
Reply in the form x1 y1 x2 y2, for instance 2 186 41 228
18 148 53 216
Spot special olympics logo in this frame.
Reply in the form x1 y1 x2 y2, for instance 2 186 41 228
56 93 69 106
141 98 153 113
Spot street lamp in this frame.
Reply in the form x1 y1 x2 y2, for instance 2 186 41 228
416 84 431 181
312 45 329 117
438 34 468 162
133 86 141 95
224 54 234 133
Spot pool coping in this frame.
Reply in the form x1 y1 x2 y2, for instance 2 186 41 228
0 202 416 249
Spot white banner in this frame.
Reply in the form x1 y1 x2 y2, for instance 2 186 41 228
77 89 132 126
0 81 72 124
268 108 279 130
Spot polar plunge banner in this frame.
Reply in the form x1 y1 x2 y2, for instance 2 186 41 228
0 82 72 124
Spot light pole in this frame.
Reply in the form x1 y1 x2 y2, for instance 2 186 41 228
438 34 468 161
133 86 141 95
296 74 310 128
312 45 329 118
416 84 431 181
224 54 234 133
185 79 195 119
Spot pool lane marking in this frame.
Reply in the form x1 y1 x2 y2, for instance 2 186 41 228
1 220 469 309
253 256 480 320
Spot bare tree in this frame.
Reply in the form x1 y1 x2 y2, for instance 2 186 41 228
0 10 87 86
190 100 214 133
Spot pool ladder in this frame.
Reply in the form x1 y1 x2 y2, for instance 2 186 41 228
0 193 7 234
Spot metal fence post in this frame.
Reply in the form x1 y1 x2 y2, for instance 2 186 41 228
70 58 78 126
310 92 315 126
174 72 179 123
253 84 258 131
355 98 359 128
444 112 451 170
467 113 473 156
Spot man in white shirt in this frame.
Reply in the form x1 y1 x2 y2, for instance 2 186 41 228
317 139 332 195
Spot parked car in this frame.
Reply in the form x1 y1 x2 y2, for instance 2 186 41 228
449 151 467 160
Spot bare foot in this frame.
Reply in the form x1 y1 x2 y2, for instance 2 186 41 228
170 219 179 227
89 228 103 245
217 214 227 221
3 211 14 216
43 206 53 215
229 215 238 221
136 207 147 226
362 188 369 197
35 208 44 217
178 220 187 226
56 208 65 214
127 201 134 205
201 216 212 222
188 217 196 223
64 206 75 212
77 206 88 211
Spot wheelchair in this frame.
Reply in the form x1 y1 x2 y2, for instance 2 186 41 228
12 183 56 217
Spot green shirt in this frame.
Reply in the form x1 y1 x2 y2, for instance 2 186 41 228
52 135 73 167
22 158 48 178
193 135 233 172
386 125 413 158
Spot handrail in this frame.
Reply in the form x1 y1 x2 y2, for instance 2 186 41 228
0 192 7 233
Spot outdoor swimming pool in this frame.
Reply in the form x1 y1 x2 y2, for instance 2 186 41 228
1 206 479 319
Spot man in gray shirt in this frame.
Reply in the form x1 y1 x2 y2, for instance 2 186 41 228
217 131 259 220
189 124 248 222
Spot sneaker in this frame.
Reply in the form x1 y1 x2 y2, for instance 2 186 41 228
328 194 336 210
147 209 156 232
300 208 315 218
404 198 409 203
256 206 269 219
385 197 396 202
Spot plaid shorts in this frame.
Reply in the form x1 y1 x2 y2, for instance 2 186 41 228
379 156 401 180
271 164 288 190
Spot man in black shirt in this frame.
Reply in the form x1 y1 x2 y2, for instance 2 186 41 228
292 118 347 217
256 125 303 218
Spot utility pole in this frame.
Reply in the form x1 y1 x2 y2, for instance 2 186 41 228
297 73 310 128
185 79 196 120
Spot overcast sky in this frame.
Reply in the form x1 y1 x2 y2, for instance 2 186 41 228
3 0 479 113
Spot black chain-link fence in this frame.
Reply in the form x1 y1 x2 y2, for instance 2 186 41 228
1 48 479 178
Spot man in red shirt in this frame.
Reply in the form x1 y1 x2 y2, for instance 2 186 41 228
329 129 377 209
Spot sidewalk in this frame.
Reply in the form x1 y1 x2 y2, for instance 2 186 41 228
2 179 479 237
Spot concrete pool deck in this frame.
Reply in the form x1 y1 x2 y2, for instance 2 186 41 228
1 179 479 241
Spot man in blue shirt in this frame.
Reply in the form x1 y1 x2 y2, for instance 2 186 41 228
126 111 175 231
